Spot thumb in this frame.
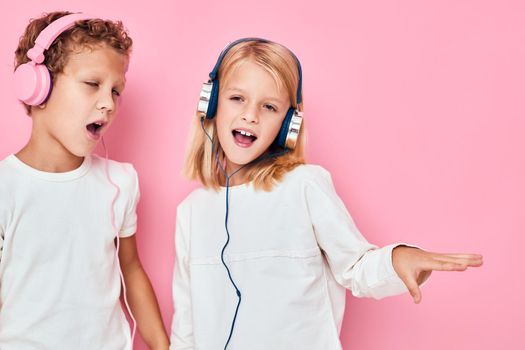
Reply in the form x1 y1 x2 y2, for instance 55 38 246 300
404 276 422 304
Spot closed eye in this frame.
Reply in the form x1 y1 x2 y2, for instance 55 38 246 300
264 104 277 112
230 95 244 102
85 82 121 97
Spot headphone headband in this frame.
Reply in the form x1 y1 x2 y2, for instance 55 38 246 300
27 13 91 64
208 37 303 104
14 13 92 106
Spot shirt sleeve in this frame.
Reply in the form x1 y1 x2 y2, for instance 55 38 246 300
0 226 3 263
119 165 140 238
305 166 408 299
170 203 195 349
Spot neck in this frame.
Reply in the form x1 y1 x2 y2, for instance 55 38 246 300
16 128 84 173
224 161 249 187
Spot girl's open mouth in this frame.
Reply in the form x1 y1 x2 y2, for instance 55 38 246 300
232 129 257 148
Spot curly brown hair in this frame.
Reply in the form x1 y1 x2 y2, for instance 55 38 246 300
14 11 133 114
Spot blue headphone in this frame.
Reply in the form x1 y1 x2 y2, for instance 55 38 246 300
197 38 304 149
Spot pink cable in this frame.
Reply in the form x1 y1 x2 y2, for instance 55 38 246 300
101 137 137 344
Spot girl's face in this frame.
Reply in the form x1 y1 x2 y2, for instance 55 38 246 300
216 60 290 173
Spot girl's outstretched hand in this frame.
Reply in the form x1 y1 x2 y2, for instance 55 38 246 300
392 246 483 304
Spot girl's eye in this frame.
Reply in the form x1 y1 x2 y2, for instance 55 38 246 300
230 96 243 102
264 104 277 112
85 81 99 87
112 89 121 97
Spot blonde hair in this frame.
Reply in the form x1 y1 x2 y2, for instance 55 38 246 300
183 40 306 191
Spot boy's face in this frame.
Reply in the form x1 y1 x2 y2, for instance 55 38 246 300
216 60 290 172
33 45 128 157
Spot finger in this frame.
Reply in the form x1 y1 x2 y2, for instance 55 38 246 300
435 254 483 263
402 275 422 304
424 259 469 272
438 253 483 259
432 255 483 267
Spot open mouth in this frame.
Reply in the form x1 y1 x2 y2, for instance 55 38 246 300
232 129 257 147
86 121 106 140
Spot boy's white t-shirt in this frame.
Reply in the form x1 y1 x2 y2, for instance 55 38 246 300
0 154 139 350
171 164 409 350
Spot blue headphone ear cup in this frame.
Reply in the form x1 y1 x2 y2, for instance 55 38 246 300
206 79 220 119
276 107 295 148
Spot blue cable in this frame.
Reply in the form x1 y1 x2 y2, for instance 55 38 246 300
200 117 288 349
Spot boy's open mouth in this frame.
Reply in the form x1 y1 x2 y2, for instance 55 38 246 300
86 121 106 140
232 129 257 147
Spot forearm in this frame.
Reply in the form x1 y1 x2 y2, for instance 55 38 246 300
123 263 169 349
345 244 409 299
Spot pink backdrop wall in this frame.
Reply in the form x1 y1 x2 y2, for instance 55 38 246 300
1 0 523 349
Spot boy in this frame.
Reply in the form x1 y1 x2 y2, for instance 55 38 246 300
0 11 169 349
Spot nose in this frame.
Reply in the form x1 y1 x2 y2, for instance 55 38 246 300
241 103 258 124
96 89 116 114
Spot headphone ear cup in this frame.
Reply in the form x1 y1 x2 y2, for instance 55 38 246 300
13 62 51 106
276 108 303 149
198 81 213 117
276 107 295 148
206 79 220 119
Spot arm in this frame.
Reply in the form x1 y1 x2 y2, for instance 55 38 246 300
169 205 194 350
119 235 169 350
307 167 483 301
306 167 409 299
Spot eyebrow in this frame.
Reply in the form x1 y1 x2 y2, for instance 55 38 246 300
224 87 287 104
224 87 246 94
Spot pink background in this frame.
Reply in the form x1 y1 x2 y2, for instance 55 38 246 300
1 0 523 349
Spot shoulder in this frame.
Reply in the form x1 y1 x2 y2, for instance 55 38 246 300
91 154 137 175
177 186 215 213
0 155 17 174
280 163 333 187
0 156 14 200
0 155 19 190
90 155 139 193
0 155 25 219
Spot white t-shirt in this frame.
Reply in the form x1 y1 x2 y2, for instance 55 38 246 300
0 154 139 350
170 164 408 350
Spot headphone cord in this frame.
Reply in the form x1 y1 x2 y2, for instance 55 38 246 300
200 117 288 349
101 137 137 345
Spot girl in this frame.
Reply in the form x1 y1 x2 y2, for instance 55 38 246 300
170 38 482 350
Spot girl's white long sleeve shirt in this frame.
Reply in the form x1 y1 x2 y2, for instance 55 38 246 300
170 165 408 350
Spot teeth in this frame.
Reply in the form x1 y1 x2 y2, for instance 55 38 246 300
237 130 253 137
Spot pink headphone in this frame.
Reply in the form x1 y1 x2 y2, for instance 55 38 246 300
13 13 90 106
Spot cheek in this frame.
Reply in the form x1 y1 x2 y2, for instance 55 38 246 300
215 120 231 146
47 88 88 114
215 110 234 136
217 97 243 117
265 116 286 138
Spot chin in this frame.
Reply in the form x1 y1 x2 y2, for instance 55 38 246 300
223 141 269 166
229 154 264 167
223 152 253 167
67 145 96 158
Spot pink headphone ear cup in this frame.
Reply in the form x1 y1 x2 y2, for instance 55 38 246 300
13 62 51 106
